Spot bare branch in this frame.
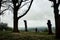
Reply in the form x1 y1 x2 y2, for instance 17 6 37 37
1 5 5 7
1 6 9 14
1 1 6 4
22 0 28 2
17 0 23 9
8 5 14 9
18 0 33 19
20 1 30 8
1 1 12 4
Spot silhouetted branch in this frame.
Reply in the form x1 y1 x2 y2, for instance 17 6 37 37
8 5 14 9
1 5 5 7
22 0 28 2
20 1 30 8
16 0 23 9
1 1 6 4
18 0 33 19
1 6 9 14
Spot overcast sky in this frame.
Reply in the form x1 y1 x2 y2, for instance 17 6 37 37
1 0 55 28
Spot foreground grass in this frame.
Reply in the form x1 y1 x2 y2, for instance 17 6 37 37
0 31 59 40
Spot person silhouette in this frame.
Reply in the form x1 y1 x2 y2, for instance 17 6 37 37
47 20 53 34
35 28 38 32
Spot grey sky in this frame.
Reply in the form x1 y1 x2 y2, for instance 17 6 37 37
1 0 55 28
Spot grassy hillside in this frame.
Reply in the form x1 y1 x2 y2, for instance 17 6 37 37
0 31 59 40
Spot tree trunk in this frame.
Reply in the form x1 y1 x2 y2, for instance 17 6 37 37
55 16 60 38
13 8 19 32
24 20 28 32
54 2 60 38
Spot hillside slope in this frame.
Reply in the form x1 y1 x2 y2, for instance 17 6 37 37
0 31 58 40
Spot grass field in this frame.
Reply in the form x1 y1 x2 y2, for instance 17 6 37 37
0 31 59 40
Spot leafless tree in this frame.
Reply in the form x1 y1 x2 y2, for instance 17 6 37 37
49 0 60 38
3 0 33 32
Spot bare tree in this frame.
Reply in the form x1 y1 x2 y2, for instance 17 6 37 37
4 0 33 32
49 0 60 38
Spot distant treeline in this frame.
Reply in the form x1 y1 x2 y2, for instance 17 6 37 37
0 23 12 31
